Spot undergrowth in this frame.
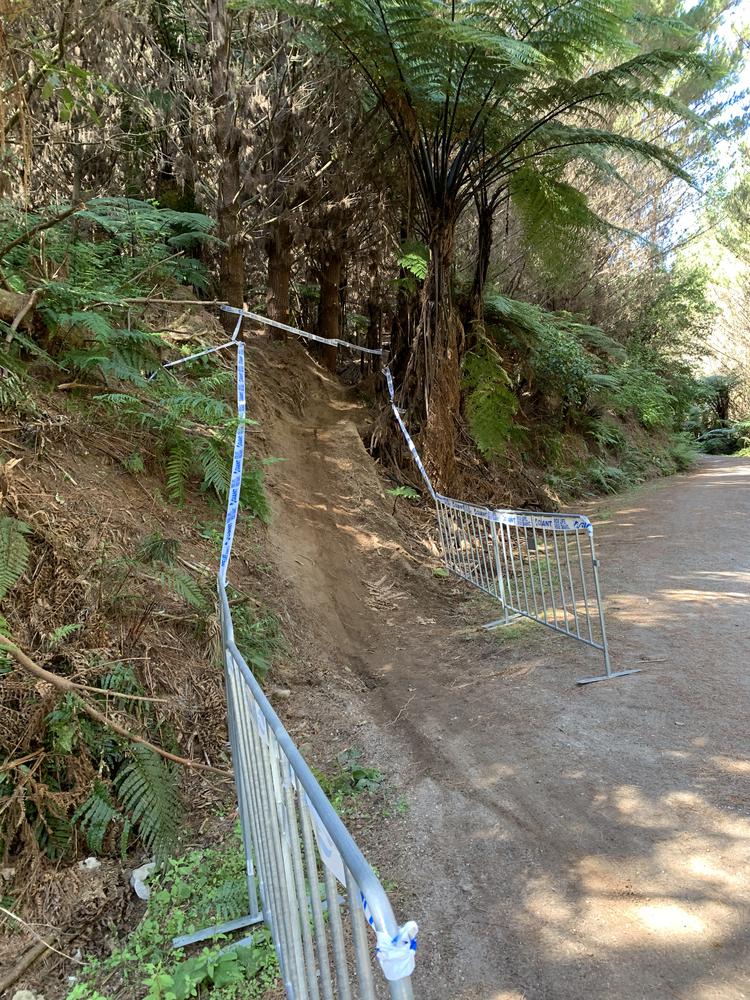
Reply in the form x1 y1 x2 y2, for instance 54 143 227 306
461 290 704 497
66 826 279 1000
0 197 269 517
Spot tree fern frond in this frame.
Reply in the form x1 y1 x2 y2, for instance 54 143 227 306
58 310 116 339
197 439 230 500
165 437 193 504
0 516 31 601
152 565 209 611
73 781 124 855
115 745 180 861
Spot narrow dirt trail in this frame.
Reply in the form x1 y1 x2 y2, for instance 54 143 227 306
258 344 750 1000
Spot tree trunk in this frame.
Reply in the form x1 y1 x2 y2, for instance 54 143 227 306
469 202 494 326
364 297 381 374
208 0 244 329
396 216 462 489
318 252 341 372
266 217 292 338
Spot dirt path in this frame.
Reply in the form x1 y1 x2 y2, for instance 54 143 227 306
259 344 750 1000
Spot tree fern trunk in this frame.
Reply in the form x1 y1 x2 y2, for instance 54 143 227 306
395 217 462 490
469 203 494 326
318 252 341 372
266 217 292 338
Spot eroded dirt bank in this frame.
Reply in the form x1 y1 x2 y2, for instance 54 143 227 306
258 340 750 1000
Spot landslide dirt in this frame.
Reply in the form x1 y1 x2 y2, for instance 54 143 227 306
256 338 750 1000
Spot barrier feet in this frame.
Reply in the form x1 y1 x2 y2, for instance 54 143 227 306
576 668 641 685
172 913 264 950
482 613 523 630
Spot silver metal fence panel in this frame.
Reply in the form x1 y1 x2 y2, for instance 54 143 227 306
220 592 417 998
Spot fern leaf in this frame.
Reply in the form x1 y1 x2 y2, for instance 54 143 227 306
165 437 193 505
0 516 31 601
152 566 208 611
115 746 180 860
197 440 230 500
73 781 123 854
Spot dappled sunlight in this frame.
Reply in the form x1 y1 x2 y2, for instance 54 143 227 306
631 903 705 937
710 754 750 775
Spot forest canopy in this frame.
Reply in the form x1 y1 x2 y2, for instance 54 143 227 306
2 0 750 492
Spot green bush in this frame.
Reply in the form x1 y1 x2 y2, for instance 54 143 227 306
611 357 675 429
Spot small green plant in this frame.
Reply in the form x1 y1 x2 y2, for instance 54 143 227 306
228 591 284 680
386 484 420 514
0 515 30 602
45 622 83 649
314 747 383 815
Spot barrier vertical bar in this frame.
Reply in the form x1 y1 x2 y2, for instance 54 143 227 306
576 532 641 685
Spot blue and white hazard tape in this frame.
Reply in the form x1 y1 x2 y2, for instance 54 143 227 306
383 365 437 501
361 892 418 982
221 305 384 355
219 341 246 584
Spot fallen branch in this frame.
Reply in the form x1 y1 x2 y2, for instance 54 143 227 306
4 287 40 343
0 635 229 776
0 202 87 259
0 938 56 994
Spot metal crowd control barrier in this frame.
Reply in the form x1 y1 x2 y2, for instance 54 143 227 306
381 368 637 685
435 501 638 683
160 319 418 998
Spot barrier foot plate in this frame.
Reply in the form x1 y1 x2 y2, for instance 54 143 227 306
576 668 642 685
172 913 264 950
482 614 523 630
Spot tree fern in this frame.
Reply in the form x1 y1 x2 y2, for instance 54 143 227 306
138 530 180 566
115 745 180 861
0 516 31 601
197 439 230 500
73 781 126 855
462 342 519 459
152 565 209 611
166 436 193 504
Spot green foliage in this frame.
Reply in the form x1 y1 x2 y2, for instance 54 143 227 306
396 239 429 281
0 365 29 411
483 291 623 416
97 373 268 517
387 484 420 513
67 828 278 1000
633 263 717 357
0 198 271 517
115 746 180 861
0 198 217 391
611 356 676 429
314 747 383 815
697 423 750 455
2 651 182 863
46 622 83 648
109 537 211 614
229 593 283 680
73 781 130 856
138 531 180 566
0 516 30 602
462 340 518 458
152 566 209 611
